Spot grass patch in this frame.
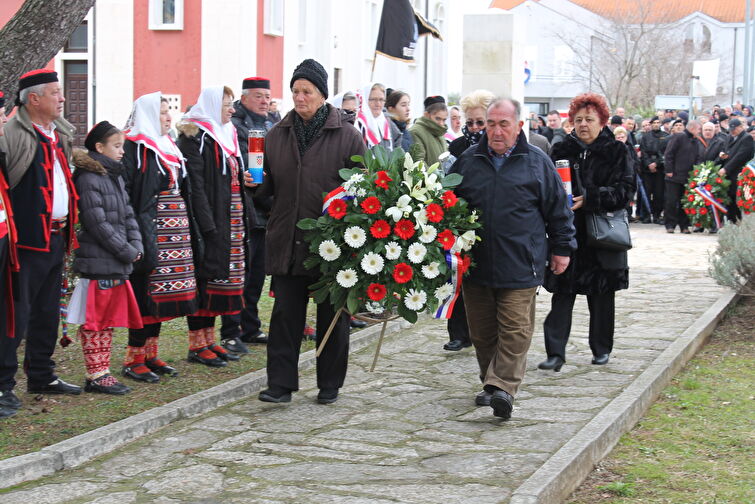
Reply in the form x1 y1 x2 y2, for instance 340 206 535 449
0 277 350 460
568 296 755 504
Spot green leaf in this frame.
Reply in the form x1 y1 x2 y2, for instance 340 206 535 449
309 278 330 290
397 303 418 324
441 173 463 188
350 154 365 165
312 286 330 304
333 287 348 310
297 218 319 230
346 288 360 315
339 168 360 181
303 256 320 270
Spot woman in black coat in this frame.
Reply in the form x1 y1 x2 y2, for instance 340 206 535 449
539 93 635 371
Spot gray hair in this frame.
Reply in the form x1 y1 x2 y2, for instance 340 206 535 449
19 83 48 105
488 97 522 119
686 119 701 131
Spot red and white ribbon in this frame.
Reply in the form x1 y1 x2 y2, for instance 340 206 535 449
434 252 463 320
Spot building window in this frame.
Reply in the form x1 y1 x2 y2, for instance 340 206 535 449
149 0 184 30
64 22 88 53
701 24 712 54
684 23 694 52
264 0 284 36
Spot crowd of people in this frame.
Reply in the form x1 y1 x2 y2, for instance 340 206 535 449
0 58 751 421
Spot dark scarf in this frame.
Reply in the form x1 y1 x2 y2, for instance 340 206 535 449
391 117 407 132
462 125 484 146
293 104 329 156
88 150 125 179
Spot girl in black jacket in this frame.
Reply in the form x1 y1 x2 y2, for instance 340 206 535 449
67 122 143 395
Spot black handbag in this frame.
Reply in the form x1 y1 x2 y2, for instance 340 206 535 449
573 163 633 252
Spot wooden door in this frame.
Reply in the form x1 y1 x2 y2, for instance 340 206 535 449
64 61 88 147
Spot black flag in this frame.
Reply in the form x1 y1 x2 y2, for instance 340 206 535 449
375 0 442 62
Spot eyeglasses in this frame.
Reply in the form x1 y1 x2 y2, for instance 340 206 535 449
466 120 485 128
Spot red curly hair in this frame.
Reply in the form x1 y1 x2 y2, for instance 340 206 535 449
568 93 610 126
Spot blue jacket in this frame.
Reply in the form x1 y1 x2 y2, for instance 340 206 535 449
450 131 576 289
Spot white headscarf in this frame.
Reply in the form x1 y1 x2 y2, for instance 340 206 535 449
356 84 391 149
182 86 240 163
124 91 185 174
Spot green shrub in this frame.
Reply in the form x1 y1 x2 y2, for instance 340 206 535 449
709 214 755 296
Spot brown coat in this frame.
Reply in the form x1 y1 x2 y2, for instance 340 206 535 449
258 103 365 276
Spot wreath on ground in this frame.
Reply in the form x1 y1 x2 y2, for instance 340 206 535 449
296 146 481 325
682 161 731 229
736 162 755 215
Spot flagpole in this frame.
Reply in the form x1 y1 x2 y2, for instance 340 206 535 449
371 52 377 82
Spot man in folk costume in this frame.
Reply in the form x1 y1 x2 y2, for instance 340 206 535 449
219 77 274 354
0 91 21 418
0 70 82 411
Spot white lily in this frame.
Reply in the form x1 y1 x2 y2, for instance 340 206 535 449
386 194 413 222
423 171 443 192
403 152 415 170
458 230 477 251
413 204 428 228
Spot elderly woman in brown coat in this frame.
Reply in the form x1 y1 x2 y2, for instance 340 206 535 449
252 59 365 405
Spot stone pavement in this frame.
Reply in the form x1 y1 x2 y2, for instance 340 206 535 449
0 224 726 504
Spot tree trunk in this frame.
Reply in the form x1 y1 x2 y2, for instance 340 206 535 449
0 0 96 110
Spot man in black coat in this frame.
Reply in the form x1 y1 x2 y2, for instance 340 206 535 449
702 121 726 162
664 120 704 233
717 118 755 222
219 77 275 354
450 98 575 420
639 116 669 223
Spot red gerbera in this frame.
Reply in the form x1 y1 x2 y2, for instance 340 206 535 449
327 199 347 219
689 181 696 189
367 283 387 301
361 196 382 214
426 203 444 223
694 222 703 227
699 207 708 215
687 195 695 202
458 254 472 275
375 170 393 189
704 184 712 192
715 177 723 184
394 219 416 240
441 190 458 208
370 219 391 239
437 229 455 250
393 263 413 284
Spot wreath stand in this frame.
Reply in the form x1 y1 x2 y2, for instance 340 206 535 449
316 308 401 372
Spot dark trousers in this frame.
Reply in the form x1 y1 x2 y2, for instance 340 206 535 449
266 274 349 392
221 229 265 340
128 322 162 347
543 292 615 361
0 236 9 342
640 171 665 219
187 316 215 330
447 290 470 343
0 234 64 390
664 180 689 231
727 185 741 223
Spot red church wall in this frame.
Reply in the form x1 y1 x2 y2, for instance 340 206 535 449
133 0 202 107
256 1 284 98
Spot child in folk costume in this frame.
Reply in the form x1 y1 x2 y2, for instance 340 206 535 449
67 122 143 395
177 86 246 366
122 92 199 382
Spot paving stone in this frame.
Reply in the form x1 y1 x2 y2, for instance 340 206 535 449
142 464 224 496
86 491 138 504
321 483 508 504
0 481 105 504
420 452 549 480
184 413 252 432
196 450 294 466
247 462 430 484
480 421 583 453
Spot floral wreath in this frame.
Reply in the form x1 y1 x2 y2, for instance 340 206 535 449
736 162 755 215
682 161 731 229
297 147 481 324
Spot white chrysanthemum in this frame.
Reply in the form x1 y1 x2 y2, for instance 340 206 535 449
366 301 385 314
343 173 364 196
344 226 367 248
318 240 341 262
407 243 427 264
404 289 427 311
434 283 454 301
384 241 402 260
336 268 358 288
422 261 440 279
418 225 437 244
360 252 385 275
356 188 367 198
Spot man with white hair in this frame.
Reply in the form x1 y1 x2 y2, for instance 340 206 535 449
702 121 725 162
0 70 81 415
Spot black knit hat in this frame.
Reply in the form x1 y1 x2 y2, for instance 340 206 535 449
290 59 328 98
85 121 121 151
650 115 660 123
423 95 445 109
16 69 58 106
610 115 623 125
243 77 270 90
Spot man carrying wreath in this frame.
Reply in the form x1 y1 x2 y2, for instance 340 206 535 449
450 97 575 420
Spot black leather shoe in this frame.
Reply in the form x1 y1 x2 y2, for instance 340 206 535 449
317 388 339 404
592 354 610 365
145 358 179 377
209 344 240 361
681 228 691 234
85 374 131 395
122 364 161 383
537 356 565 371
241 332 268 344
27 378 82 395
0 406 17 418
187 348 227 367
0 389 21 409
443 339 472 351
258 388 292 403
350 317 368 329
221 337 250 354
475 390 492 406
490 389 514 419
